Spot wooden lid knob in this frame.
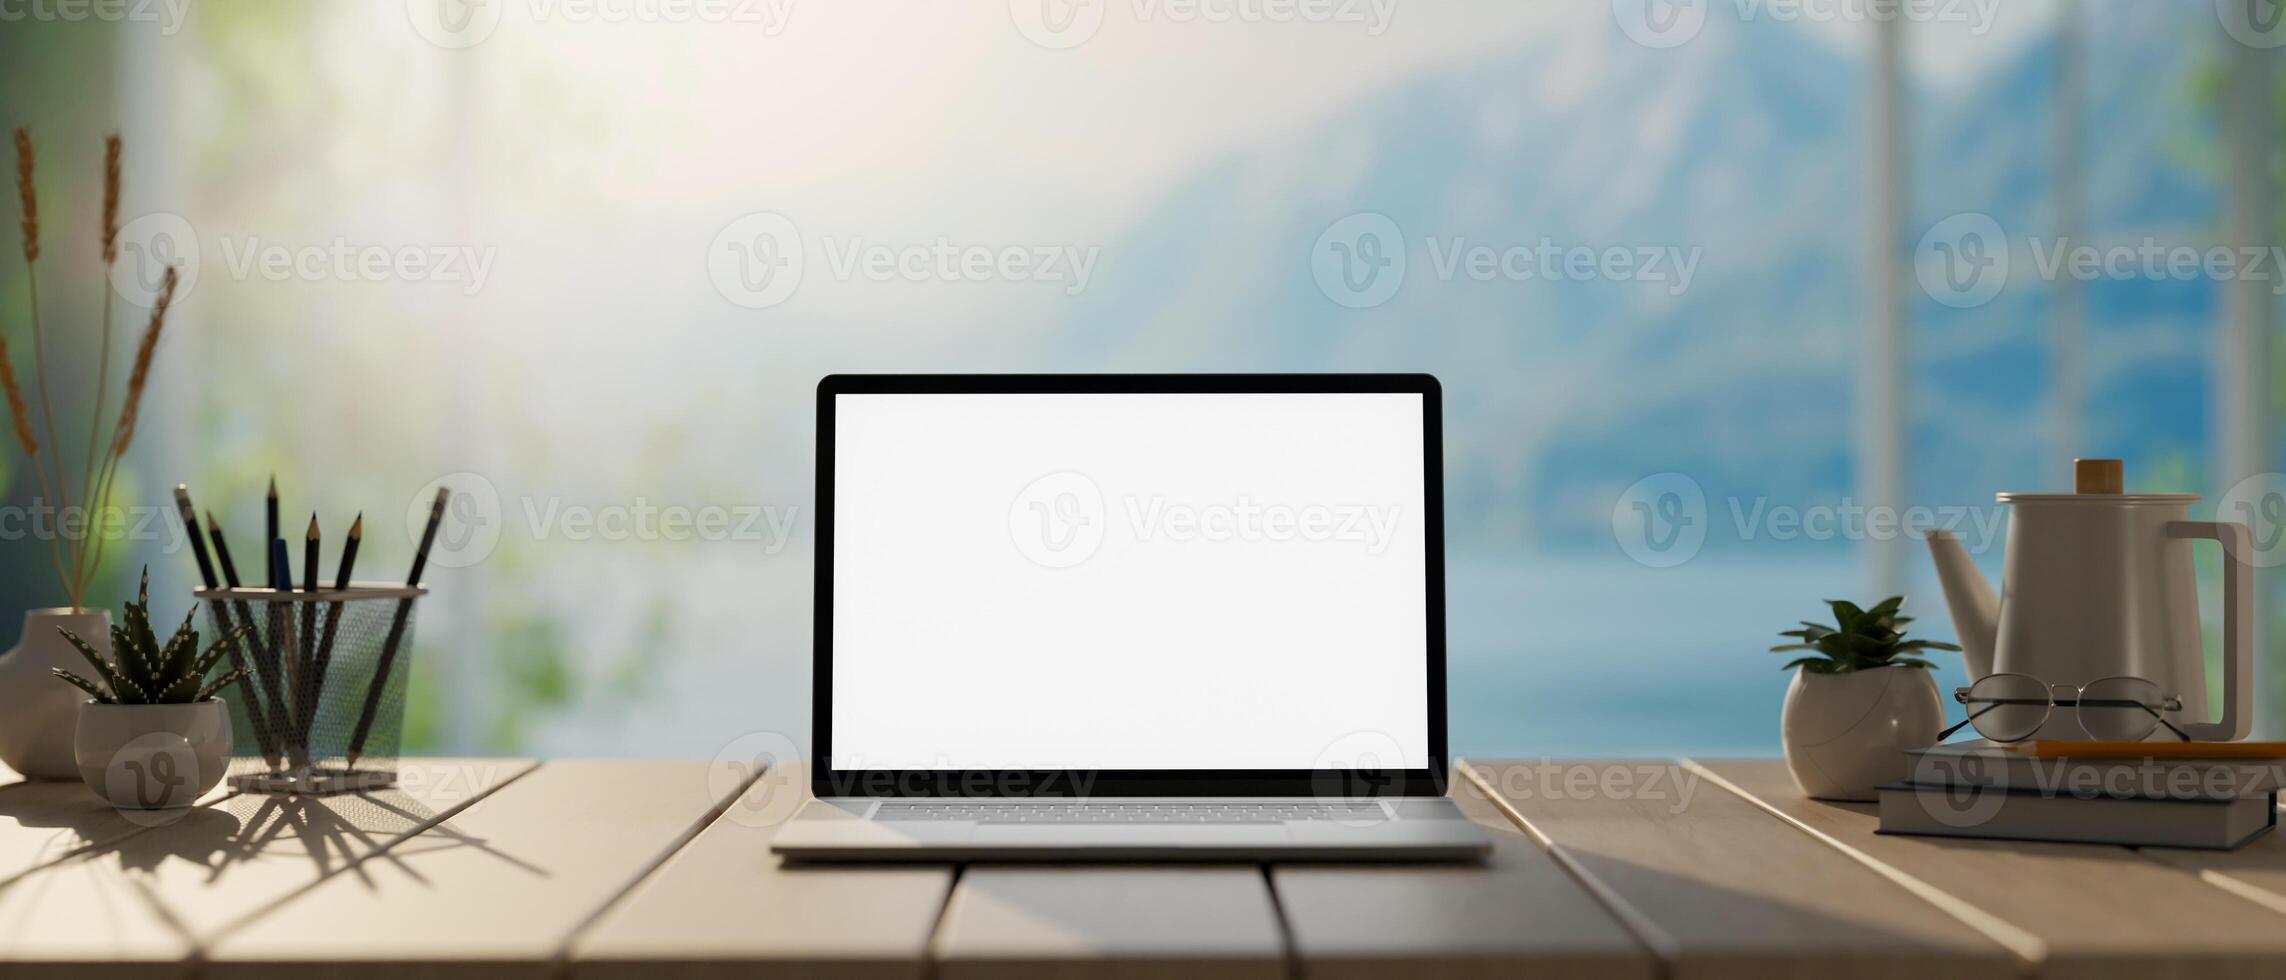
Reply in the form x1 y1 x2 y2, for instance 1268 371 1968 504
2075 459 2123 494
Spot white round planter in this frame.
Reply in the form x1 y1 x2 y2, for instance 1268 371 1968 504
0 609 112 780
1781 666 1942 802
74 700 234 809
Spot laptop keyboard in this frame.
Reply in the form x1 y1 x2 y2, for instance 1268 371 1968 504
871 801 1387 824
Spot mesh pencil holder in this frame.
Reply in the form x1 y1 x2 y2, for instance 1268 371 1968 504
194 583 427 795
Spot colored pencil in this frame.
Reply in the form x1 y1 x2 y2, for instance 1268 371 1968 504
347 487 447 768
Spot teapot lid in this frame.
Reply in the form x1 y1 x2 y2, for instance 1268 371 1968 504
1996 459 2198 504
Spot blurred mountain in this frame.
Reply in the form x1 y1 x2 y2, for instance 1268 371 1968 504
1051 1 2222 555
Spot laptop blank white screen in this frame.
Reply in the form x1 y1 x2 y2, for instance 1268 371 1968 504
829 391 1431 772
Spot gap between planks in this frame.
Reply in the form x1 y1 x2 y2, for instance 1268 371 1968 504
1450 758 1679 965
1675 758 2049 967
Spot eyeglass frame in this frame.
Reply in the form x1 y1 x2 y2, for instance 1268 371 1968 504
1936 672 2191 743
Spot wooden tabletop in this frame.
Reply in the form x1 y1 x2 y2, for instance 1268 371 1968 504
8 757 2286 979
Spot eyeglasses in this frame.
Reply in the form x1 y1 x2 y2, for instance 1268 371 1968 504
1937 672 2190 743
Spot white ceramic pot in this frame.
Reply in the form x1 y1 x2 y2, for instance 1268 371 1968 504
0 609 113 780
74 700 233 809
1782 666 1943 802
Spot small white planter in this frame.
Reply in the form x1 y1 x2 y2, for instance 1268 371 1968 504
74 700 234 809
1782 666 1942 802
0 609 112 780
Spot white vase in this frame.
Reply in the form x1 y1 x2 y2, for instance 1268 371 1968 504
75 700 233 809
1781 666 1943 802
0 609 113 780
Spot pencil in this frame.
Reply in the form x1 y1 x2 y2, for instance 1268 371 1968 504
297 514 319 748
265 474 279 586
177 486 277 764
210 511 293 766
347 487 447 768
308 513 360 759
267 535 305 766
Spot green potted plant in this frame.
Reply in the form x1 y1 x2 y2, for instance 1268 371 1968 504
1772 597 1958 801
51 569 248 808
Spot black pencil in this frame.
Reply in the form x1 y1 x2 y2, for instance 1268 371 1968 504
297 515 319 748
178 486 277 764
210 510 294 764
308 513 361 759
347 487 447 768
265 474 279 587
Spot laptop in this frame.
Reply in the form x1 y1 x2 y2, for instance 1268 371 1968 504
771 374 1490 861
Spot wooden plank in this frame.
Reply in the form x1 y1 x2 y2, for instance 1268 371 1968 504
1270 766 1654 980
1466 760 2013 980
932 865 1286 980
206 760 752 980
1697 760 2286 980
0 758 532 980
569 761 952 980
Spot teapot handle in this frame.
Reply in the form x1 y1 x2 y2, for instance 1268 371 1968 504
2167 521 2253 741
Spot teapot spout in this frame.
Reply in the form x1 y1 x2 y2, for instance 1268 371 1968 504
1925 531 1998 680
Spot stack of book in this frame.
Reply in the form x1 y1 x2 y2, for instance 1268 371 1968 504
1878 741 2283 849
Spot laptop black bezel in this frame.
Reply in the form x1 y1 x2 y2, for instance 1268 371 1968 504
812 373 1449 798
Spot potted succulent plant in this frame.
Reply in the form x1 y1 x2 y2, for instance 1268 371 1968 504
51 569 248 808
1772 597 1957 801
